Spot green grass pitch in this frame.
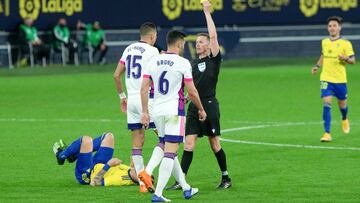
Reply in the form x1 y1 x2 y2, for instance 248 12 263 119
1 59 360 202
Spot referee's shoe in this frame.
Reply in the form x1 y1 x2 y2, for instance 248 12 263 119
217 178 232 189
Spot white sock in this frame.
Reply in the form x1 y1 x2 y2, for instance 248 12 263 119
132 149 144 175
154 156 175 197
222 171 229 176
172 156 190 191
132 155 144 174
146 146 164 175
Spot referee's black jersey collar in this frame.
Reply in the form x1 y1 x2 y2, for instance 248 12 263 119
198 52 216 60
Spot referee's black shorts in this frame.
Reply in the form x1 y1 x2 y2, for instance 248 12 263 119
186 97 220 137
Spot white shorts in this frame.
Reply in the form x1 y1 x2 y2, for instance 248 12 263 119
127 96 155 130
153 115 185 143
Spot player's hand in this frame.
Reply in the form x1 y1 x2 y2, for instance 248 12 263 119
120 98 127 113
339 55 348 62
141 113 150 129
202 0 211 13
90 173 103 186
108 158 122 166
198 110 207 122
311 66 319 75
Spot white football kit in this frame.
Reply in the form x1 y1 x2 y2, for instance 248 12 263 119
144 52 193 142
119 41 159 130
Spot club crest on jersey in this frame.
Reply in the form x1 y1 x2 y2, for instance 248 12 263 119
198 62 206 72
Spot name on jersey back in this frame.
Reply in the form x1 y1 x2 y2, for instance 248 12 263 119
127 45 145 54
157 60 174 67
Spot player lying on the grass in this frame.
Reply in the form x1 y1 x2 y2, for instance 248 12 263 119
53 132 139 186
311 16 356 142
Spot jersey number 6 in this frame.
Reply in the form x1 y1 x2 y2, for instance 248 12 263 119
126 55 142 79
159 71 169 95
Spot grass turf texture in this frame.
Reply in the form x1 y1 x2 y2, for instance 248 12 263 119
1 59 360 202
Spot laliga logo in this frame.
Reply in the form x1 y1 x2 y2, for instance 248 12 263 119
300 0 319 17
19 0 83 20
162 0 182 20
300 0 358 17
19 0 41 19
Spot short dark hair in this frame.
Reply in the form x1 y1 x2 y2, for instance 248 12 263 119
327 16 342 25
197 33 210 40
140 22 157 36
166 30 187 46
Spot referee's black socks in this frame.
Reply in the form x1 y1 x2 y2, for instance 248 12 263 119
181 150 193 175
215 148 230 180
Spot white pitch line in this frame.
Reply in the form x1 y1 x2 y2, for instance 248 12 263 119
225 120 360 126
220 122 360 151
220 138 360 151
222 122 321 133
0 118 124 123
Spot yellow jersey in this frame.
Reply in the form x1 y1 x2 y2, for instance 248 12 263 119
91 163 137 186
320 38 355 83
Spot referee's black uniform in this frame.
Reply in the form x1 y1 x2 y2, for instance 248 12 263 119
176 50 231 189
186 52 222 137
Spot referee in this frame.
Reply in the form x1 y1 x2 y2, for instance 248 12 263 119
167 0 231 190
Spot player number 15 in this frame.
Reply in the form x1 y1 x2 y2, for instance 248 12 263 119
126 55 142 79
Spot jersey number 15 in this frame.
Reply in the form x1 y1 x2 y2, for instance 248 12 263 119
126 55 142 79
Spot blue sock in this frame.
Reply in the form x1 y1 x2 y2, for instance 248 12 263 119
340 106 348 120
93 135 103 152
323 103 332 133
93 132 110 151
59 137 82 160
92 146 114 167
75 152 93 184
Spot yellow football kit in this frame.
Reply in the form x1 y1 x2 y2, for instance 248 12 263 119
91 163 137 186
320 38 355 83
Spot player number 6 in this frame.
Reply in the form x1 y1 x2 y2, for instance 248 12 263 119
158 71 169 95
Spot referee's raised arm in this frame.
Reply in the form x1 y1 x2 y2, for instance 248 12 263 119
202 1 220 57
